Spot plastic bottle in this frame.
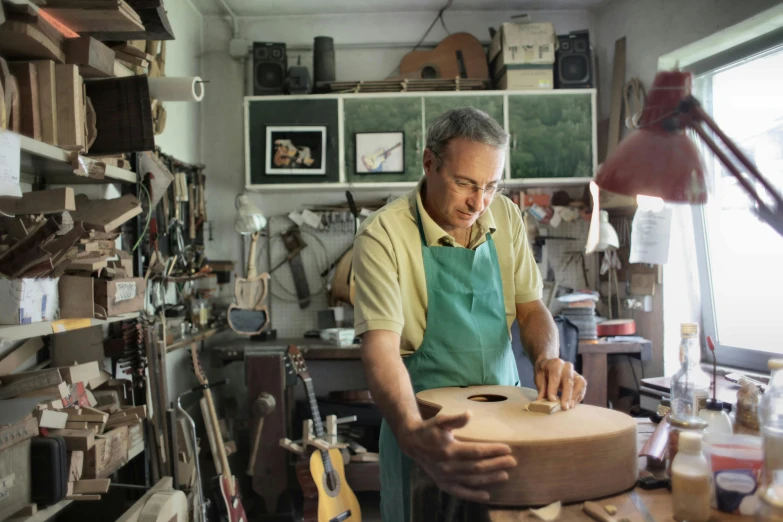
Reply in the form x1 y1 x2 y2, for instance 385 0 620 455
700 398 733 436
761 359 783 488
671 431 712 522
670 323 711 420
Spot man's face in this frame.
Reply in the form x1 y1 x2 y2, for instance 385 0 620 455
422 138 505 231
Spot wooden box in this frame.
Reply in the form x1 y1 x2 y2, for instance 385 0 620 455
94 277 144 317
0 438 31 520
83 425 128 479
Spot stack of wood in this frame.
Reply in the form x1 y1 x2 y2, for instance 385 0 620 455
40 0 144 34
0 188 142 279
0 353 146 504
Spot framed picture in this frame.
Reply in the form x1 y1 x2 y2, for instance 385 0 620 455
355 131 405 174
265 126 327 175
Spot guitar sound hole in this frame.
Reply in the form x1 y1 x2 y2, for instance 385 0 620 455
421 66 438 79
467 394 508 402
322 469 341 497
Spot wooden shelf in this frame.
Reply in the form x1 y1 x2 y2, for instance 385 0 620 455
0 312 140 341
8 499 73 522
245 177 593 193
17 133 137 185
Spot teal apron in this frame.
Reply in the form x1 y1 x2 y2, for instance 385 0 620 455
379 207 519 522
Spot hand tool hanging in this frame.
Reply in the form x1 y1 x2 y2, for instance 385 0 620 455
280 226 311 308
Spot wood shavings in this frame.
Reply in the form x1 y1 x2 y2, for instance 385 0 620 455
529 501 561 521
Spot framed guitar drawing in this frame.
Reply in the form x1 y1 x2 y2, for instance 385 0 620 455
286 345 362 522
191 344 248 522
355 132 404 174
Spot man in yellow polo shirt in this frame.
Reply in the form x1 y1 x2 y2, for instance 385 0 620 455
353 107 587 522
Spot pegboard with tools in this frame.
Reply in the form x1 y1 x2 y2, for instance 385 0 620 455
253 193 390 337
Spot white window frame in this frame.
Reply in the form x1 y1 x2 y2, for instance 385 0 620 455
658 4 783 373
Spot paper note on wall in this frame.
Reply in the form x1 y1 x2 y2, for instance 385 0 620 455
115 282 137 302
630 206 673 265
0 131 22 197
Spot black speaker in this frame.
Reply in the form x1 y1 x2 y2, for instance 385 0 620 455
555 30 592 88
253 42 287 95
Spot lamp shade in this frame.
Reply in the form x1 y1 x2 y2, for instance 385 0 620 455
234 194 267 235
595 71 708 204
596 210 619 252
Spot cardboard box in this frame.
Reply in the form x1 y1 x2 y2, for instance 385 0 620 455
490 22 557 75
59 276 145 319
83 425 128 479
94 277 144 317
0 278 59 325
495 65 554 90
0 438 31 520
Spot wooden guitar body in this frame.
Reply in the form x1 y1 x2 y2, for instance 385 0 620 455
416 385 638 507
212 475 248 522
309 448 361 522
399 33 489 80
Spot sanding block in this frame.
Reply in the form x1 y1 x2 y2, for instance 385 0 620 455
526 399 561 414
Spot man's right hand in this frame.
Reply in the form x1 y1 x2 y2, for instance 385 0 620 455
396 411 517 502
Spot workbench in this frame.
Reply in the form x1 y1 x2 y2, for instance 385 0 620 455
411 418 754 522
578 339 652 408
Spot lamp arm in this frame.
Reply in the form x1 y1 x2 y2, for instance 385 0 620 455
682 96 783 237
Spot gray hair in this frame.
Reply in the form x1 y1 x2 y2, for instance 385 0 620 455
426 106 509 162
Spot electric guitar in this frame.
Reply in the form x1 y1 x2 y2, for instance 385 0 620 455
286 345 362 522
361 142 401 172
191 344 248 522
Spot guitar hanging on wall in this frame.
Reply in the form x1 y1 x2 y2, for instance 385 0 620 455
286 345 362 522
191 343 248 522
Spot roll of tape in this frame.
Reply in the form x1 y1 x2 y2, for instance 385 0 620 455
139 490 188 522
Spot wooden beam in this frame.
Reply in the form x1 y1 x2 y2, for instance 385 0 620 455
0 187 75 216
0 337 44 376
31 60 57 145
8 62 41 140
65 37 115 78
72 478 109 494
54 63 83 151
115 477 172 522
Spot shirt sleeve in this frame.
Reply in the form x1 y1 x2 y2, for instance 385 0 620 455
510 202 544 303
352 228 404 336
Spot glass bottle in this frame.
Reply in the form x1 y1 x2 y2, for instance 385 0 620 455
761 359 783 489
670 323 711 420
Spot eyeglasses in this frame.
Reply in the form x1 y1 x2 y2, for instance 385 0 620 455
433 152 505 198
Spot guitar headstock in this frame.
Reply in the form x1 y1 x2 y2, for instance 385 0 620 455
190 343 209 386
285 345 310 381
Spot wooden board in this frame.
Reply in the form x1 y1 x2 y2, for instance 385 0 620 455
0 187 75 216
41 4 145 33
54 64 84 151
606 37 626 158
0 337 44 376
415 385 638 507
31 60 57 145
0 21 66 63
65 37 115 78
70 193 142 232
8 62 41 140
115 477 173 522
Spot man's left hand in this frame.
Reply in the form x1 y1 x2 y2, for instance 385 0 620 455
534 358 587 410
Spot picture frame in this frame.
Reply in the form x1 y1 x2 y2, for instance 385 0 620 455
265 126 327 175
354 131 405 174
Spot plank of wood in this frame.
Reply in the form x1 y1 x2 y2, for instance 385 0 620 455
35 408 68 428
606 37 626 158
0 416 39 452
65 420 88 429
28 60 57 144
70 193 142 232
65 37 115 78
54 63 83 151
49 428 94 450
68 449 84 481
0 188 75 216
73 478 109 494
0 337 44 376
0 369 64 399
16 381 69 400
58 361 100 385
9 504 37 517
0 21 66 63
8 62 41 140
41 6 144 33
65 494 101 501
115 477 173 522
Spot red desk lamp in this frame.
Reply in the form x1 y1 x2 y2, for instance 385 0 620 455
595 70 783 238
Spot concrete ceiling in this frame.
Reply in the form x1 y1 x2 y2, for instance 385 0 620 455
192 0 607 17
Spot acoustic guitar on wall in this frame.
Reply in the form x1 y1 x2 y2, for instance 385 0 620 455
399 32 489 80
286 345 361 522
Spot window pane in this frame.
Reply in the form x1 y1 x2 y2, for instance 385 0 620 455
697 46 783 355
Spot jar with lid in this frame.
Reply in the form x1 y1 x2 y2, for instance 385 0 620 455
671 431 711 522
670 322 711 419
667 415 708 476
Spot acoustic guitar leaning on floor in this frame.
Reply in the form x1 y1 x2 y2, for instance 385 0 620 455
287 345 362 522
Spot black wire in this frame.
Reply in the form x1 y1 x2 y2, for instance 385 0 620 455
627 355 640 393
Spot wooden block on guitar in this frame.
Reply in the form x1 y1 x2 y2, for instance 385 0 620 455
526 399 562 414
8 62 41 140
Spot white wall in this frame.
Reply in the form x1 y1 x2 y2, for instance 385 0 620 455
201 9 594 335
154 0 206 404
593 0 781 383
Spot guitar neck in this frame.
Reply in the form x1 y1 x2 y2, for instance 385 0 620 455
203 386 233 482
303 378 333 471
